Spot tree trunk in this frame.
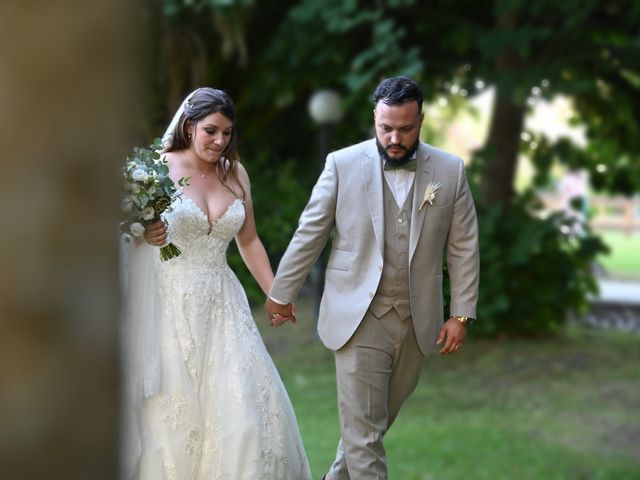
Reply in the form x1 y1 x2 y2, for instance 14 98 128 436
480 4 527 208
0 1 132 478
480 88 526 207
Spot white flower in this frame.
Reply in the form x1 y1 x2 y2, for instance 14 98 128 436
130 222 145 237
142 206 155 220
121 197 133 213
131 183 141 193
132 169 148 182
419 181 442 211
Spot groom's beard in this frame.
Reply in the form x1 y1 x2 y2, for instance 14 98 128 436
376 138 419 167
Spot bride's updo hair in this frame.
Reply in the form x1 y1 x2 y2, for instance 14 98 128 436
166 87 245 197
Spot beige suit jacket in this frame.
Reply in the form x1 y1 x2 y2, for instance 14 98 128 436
270 139 479 355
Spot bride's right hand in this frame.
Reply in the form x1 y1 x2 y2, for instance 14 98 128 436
143 220 168 246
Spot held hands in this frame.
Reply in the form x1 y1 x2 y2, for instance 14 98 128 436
144 220 168 246
436 316 467 355
264 297 296 328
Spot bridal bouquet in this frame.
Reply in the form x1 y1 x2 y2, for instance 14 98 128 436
121 138 190 261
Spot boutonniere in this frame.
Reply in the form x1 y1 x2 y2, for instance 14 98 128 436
419 181 442 211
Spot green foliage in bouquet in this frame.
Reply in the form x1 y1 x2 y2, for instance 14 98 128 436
121 138 189 261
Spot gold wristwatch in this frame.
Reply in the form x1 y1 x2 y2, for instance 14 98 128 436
453 315 474 327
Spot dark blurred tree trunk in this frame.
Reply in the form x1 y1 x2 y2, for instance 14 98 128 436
480 6 526 207
139 3 251 141
143 3 209 138
164 25 210 114
481 88 526 207
137 0 166 141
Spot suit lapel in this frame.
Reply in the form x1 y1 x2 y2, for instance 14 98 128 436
361 141 385 257
409 144 434 262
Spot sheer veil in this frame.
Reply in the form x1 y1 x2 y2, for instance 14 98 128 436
161 89 199 148
120 89 198 478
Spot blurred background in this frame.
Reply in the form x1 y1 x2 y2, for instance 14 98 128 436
1 0 638 479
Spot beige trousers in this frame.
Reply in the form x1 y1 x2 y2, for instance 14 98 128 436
328 308 425 479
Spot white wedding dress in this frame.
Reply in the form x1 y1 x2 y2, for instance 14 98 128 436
121 195 311 480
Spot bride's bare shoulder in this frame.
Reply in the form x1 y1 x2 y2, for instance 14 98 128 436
162 150 181 166
233 159 248 178
161 151 188 183
163 151 187 173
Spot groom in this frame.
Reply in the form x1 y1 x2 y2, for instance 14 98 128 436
266 76 480 479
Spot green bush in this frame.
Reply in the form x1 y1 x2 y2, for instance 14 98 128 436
447 195 608 337
228 154 310 305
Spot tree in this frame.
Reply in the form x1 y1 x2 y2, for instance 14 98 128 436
257 0 638 334
138 0 639 334
261 0 640 202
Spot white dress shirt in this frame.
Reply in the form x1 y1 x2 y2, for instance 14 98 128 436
383 168 415 207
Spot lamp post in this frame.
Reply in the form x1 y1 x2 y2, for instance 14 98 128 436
308 89 343 320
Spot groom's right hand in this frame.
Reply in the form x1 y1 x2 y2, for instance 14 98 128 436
264 297 296 327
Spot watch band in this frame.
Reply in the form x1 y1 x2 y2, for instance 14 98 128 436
453 315 474 326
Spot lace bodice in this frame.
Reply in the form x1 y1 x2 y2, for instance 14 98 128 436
123 192 311 479
162 196 245 268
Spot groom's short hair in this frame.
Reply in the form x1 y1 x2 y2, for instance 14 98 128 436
373 76 423 114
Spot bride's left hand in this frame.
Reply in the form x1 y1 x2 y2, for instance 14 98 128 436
143 220 167 246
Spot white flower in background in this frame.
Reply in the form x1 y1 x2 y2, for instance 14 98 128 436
132 169 148 182
121 198 133 213
419 181 442 211
130 222 145 237
131 183 141 193
142 206 155 220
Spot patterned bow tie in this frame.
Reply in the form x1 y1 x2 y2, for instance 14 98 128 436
383 158 417 172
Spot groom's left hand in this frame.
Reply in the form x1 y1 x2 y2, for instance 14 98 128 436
436 317 467 355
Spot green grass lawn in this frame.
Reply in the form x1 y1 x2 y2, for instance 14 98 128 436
256 298 640 480
597 230 640 279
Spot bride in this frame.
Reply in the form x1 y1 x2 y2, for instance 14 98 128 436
120 87 311 479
